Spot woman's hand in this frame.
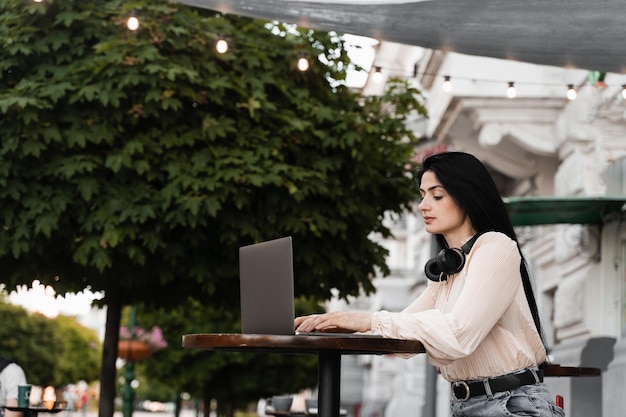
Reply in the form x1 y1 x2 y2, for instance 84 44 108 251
294 311 373 333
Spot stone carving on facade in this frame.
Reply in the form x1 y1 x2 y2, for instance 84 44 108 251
478 122 558 155
587 85 626 125
554 149 586 196
554 225 598 264
553 271 585 329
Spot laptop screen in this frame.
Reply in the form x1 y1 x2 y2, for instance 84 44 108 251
239 236 295 335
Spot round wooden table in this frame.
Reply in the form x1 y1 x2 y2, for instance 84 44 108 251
182 334 600 417
182 333 425 417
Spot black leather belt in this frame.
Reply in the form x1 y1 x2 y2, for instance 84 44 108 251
451 368 543 401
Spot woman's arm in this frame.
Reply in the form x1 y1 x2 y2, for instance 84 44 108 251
4 398 23 417
294 267 438 333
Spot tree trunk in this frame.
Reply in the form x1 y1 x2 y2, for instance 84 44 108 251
225 403 234 417
174 392 182 417
98 288 123 417
216 401 233 417
203 393 211 417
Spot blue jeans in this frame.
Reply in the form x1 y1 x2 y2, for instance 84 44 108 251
450 383 565 417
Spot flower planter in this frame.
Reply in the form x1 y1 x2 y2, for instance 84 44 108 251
118 340 152 361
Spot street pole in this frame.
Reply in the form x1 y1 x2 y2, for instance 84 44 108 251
122 306 138 417
421 235 440 417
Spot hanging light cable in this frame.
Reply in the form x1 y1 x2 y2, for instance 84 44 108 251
342 63 626 96
126 12 139 31
297 53 310 72
215 35 228 54
506 82 517 98
442 75 453 93
566 84 577 101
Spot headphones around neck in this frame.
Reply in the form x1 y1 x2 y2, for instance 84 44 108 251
424 234 481 282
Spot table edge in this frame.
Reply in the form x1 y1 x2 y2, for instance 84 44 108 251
182 333 425 355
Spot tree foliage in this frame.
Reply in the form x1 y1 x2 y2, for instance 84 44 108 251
0 296 101 386
0 0 426 304
53 314 103 386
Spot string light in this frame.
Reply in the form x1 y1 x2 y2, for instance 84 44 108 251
367 64 626 100
566 84 577 101
442 75 453 93
126 12 139 31
215 35 229 54
297 53 310 72
506 82 517 99
372 67 383 84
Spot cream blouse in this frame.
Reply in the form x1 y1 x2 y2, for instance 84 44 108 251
371 231 546 382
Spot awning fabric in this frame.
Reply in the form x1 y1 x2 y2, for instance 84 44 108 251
176 0 626 73
504 196 626 226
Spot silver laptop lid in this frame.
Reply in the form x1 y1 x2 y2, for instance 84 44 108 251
239 236 295 335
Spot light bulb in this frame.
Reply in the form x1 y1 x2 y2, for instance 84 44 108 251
127 16 139 31
372 67 383 84
566 84 577 101
33 0 43 2
216 37 228 54
297 55 310 72
506 82 517 99
622 85 626 100
442 75 452 93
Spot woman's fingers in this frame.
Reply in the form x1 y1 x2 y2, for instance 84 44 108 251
295 312 372 333
294 313 334 332
294 314 319 332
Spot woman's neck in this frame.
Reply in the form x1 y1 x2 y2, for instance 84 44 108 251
443 226 477 248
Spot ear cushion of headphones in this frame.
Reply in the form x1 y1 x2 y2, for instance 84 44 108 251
437 247 466 274
424 247 466 282
424 256 444 281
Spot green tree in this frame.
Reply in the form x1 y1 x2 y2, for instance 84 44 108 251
0 297 101 386
54 314 102 386
0 0 426 415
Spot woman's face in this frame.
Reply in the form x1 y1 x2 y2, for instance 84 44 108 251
418 170 470 238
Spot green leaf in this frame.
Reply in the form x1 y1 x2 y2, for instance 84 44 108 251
54 11 84 28
20 139 46 157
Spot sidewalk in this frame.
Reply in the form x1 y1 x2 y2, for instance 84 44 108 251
59 409 198 417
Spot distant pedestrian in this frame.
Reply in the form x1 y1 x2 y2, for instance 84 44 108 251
76 391 89 417
0 355 27 417
62 385 77 417
78 392 88 417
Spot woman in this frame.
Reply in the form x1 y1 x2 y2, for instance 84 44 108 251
295 152 563 417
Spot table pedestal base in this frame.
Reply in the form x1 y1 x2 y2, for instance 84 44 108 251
318 352 341 417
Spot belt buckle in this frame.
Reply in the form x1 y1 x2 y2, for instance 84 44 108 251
452 381 471 401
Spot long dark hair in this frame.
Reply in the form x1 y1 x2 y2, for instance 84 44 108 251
417 152 545 344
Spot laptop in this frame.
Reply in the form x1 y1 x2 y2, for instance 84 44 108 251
239 236 295 335
239 236 382 338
